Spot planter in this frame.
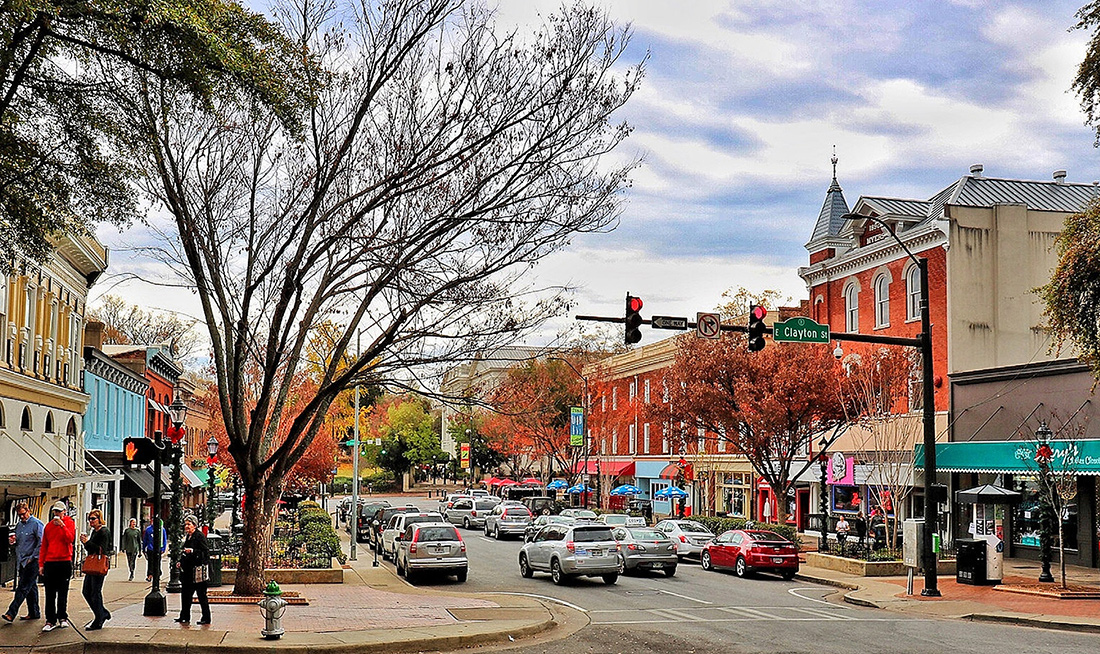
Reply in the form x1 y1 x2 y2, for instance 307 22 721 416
805 552 956 577
221 565 344 584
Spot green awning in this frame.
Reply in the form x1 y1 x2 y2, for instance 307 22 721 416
915 440 1100 475
193 468 210 485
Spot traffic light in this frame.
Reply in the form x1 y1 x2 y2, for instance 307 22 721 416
625 293 644 344
747 304 767 352
123 437 158 465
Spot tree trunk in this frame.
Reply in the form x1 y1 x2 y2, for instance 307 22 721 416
1058 519 1067 589
232 481 276 596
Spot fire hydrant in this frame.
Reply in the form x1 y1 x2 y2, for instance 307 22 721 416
258 580 288 639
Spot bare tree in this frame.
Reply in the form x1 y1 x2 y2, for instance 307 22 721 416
119 0 641 594
88 295 200 358
1029 424 1081 590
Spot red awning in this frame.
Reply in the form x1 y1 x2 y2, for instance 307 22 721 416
520 478 542 486
659 463 681 479
571 460 635 477
482 477 500 486
496 479 519 486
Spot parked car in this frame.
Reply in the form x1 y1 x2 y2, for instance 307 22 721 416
558 508 599 522
522 496 561 516
524 515 575 542
470 489 489 498
518 523 621 585
437 493 471 514
394 522 467 583
484 504 533 539
351 500 391 542
600 513 646 527
381 511 445 561
701 529 799 580
369 505 419 551
445 498 498 529
611 526 678 576
654 519 714 559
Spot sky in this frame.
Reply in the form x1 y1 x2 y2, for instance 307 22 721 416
93 0 1100 352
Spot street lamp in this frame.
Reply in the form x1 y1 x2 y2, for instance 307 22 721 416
142 428 168 616
165 390 188 594
1034 421 1056 583
206 435 219 530
844 213 941 597
818 435 830 552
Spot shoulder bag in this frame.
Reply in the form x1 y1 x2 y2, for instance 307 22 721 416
82 554 110 576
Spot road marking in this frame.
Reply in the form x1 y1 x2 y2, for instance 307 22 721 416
655 589 713 604
485 592 588 613
718 606 779 620
788 587 839 606
478 537 495 543
657 608 704 621
788 606 853 621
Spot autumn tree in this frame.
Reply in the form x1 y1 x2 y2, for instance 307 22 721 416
654 335 848 524
448 414 505 478
88 295 200 358
118 0 640 595
1041 199 1100 377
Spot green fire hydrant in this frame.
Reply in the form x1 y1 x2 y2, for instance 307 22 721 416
257 580 287 639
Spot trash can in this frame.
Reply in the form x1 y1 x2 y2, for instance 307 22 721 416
956 538 987 585
206 532 224 587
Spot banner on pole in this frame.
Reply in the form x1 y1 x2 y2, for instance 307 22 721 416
460 442 471 470
570 407 585 447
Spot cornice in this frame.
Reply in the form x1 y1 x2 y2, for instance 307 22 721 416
0 366 90 407
798 223 946 287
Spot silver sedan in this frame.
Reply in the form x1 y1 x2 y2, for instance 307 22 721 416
612 526 678 576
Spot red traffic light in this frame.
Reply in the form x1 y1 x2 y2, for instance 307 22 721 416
629 296 643 312
751 305 767 320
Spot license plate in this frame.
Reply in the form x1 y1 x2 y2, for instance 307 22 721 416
590 549 602 556
772 557 784 564
576 548 589 556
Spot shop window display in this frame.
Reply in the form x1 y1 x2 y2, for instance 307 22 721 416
832 485 864 513
1012 476 1078 551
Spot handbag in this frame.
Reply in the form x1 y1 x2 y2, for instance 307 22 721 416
193 564 210 584
82 554 110 576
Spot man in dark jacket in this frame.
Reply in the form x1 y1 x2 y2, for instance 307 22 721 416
3 501 44 622
143 519 167 582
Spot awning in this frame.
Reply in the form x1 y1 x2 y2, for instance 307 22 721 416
193 468 210 485
147 398 170 414
659 463 681 479
0 470 121 489
121 469 155 498
571 460 635 477
180 464 204 488
915 440 1100 475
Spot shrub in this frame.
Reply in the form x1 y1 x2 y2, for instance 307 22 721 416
298 507 331 530
688 515 802 547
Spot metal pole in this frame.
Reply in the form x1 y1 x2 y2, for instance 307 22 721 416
583 376 589 509
350 382 360 561
166 443 183 593
143 430 167 616
919 257 940 596
819 458 829 552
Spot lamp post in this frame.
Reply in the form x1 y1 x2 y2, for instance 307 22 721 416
206 435 219 530
1035 422 1056 583
142 429 168 616
843 213 940 597
818 435 829 552
350 380 361 561
165 390 188 594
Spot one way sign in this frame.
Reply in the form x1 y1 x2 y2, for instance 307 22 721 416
651 315 688 330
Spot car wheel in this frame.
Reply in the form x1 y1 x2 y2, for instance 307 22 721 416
464 517 471 529
735 556 748 578
617 555 626 575
701 551 713 571
603 572 618 585
396 555 405 576
519 553 533 578
456 568 468 583
494 526 502 540
664 565 677 578
485 524 492 537
782 569 796 581
406 567 417 584
551 559 567 585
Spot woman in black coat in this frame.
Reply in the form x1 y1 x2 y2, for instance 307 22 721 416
175 515 211 625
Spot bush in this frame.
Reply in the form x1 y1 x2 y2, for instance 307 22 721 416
688 515 802 547
298 507 331 530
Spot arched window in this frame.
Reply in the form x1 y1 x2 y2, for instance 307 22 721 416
844 283 859 333
20 406 31 431
45 410 54 434
0 402 5 428
874 274 890 328
67 417 77 436
906 265 922 321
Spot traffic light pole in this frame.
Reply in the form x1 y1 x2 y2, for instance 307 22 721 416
350 382 360 562
143 430 166 616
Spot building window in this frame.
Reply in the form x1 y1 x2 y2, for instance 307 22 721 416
629 381 636 400
612 387 617 411
874 274 890 328
697 426 705 452
643 379 650 403
628 424 635 453
906 264 921 321
844 282 859 333
45 410 54 433
601 395 606 413
0 402 5 428
643 423 650 452
661 427 668 453
1012 476 1078 550
20 406 31 431
611 429 617 454
720 473 751 518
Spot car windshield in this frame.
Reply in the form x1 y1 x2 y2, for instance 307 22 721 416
675 521 710 533
747 530 787 543
404 515 441 526
416 526 458 541
573 527 614 542
628 528 665 540
505 508 531 517
603 515 627 524
475 500 497 511
572 510 597 519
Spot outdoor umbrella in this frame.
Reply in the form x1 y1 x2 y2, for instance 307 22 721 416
497 479 519 486
546 479 569 490
566 483 593 494
520 478 543 486
956 484 1022 505
610 484 643 496
655 486 688 499
482 477 500 486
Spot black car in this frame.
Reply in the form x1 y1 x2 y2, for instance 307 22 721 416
369 505 419 550
353 500 391 542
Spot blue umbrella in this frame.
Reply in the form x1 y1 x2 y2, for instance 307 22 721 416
610 484 643 496
566 483 593 494
546 479 569 490
655 486 688 500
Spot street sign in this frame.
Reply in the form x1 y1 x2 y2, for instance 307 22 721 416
570 406 585 446
771 317 830 343
651 315 688 330
696 312 721 339
460 443 471 470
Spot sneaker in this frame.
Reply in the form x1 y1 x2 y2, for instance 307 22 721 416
42 623 55 632
57 619 70 629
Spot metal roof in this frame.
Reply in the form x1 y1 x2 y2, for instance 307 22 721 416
807 177 850 244
858 196 931 218
947 176 1097 213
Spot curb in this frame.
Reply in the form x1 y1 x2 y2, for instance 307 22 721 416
963 613 1100 635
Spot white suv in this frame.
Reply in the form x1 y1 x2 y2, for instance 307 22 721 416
381 511 444 560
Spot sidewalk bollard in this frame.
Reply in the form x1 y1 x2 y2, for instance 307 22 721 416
258 580 288 639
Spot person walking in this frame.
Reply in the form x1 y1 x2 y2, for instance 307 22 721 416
39 501 76 632
79 510 112 630
143 519 166 582
120 519 141 581
3 501 44 623
176 515 211 625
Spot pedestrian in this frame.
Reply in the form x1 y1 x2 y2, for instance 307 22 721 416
144 519 167 582
120 518 141 581
835 514 851 551
175 515 211 625
79 509 112 630
39 501 75 632
3 500 44 623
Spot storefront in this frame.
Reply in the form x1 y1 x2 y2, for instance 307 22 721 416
917 440 1100 568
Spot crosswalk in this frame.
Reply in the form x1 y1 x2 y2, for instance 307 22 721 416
589 604 902 625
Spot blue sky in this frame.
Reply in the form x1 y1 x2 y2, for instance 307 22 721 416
95 0 1100 347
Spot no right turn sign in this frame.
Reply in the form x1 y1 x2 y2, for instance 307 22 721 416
696 312 721 339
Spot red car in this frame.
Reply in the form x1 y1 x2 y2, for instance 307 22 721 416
701 529 799 580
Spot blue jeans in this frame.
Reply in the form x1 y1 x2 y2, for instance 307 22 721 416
6 561 40 618
82 573 108 624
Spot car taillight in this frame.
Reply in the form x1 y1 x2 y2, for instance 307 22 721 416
679 535 686 543
471 510 477 517
627 543 638 551
460 541 467 552
409 543 417 553
566 541 575 552
447 502 453 508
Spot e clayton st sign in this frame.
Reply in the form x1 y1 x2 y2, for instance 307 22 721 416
771 317 830 344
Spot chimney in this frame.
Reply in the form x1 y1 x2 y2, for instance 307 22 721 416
969 163 983 177
84 321 105 351
1053 170 1067 184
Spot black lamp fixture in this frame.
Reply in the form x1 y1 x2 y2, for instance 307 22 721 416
165 388 188 594
206 435 219 528
818 435 830 552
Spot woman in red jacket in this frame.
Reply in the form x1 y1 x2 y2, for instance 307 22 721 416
39 501 76 632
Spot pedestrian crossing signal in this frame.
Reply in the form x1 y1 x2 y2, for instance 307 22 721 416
123 437 157 465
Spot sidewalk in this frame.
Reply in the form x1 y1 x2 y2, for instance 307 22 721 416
1 521 570 653
796 558 1100 633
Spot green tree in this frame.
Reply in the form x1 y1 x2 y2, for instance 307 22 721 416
0 0 307 265
1073 3 1100 143
449 417 505 474
1040 199 1100 376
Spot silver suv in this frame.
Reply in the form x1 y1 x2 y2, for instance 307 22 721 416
484 504 532 539
394 522 467 583
519 523 620 585
381 511 444 560
445 498 497 529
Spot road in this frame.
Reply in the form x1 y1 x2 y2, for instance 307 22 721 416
353 494 1100 654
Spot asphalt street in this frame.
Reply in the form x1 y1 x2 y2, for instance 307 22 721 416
360 494 1100 654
